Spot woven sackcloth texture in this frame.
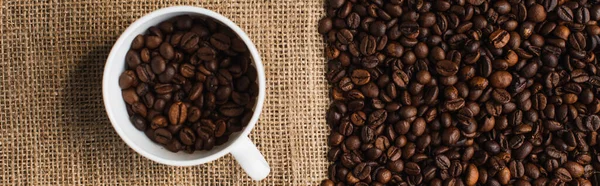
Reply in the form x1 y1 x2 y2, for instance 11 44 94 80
0 0 329 185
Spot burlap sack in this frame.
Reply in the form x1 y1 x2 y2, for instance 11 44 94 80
0 0 329 185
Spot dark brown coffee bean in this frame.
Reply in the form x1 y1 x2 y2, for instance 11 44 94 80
509 160 525 178
174 15 192 30
126 50 142 69
528 4 547 23
319 17 333 34
435 154 451 170
514 141 532 160
405 162 421 176
360 35 377 56
350 69 370 86
180 32 200 52
154 83 175 95
353 163 371 180
489 29 510 48
131 114 147 131
442 127 460 145
554 167 572 182
130 34 145 50
369 21 387 37
131 101 148 117
558 6 574 22
489 71 512 88
368 109 387 126
336 29 353 44
136 64 155 83
168 102 187 125
219 103 244 117
436 60 458 76
346 13 360 29
360 82 379 98
210 33 231 50
154 128 172 145
119 70 139 89
150 56 166 74
178 127 196 145
465 164 479 186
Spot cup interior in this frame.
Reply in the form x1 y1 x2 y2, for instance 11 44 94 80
103 7 265 166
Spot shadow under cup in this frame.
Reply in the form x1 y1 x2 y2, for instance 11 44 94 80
103 9 264 165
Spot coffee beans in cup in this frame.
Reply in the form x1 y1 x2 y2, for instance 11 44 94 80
320 0 600 185
119 15 258 153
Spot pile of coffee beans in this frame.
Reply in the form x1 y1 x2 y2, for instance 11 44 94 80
119 15 258 153
319 0 600 185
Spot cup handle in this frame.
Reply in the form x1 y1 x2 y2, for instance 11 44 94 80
230 135 270 180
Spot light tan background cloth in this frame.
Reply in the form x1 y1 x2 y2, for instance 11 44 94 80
0 0 330 185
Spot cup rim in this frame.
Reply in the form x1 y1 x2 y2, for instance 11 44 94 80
102 6 266 166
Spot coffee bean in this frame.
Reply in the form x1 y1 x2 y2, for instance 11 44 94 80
489 29 510 48
119 70 139 89
319 17 333 34
136 64 155 83
130 34 145 50
558 6 574 22
150 56 166 74
555 167 572 182
365 147 382 160
178 127 196 145
442 127 460 145
528 4 547 23
350 69 370 86
219 103 244 117
465 164 479 186
405 162 421 175
154 84 174 95
376 168 392 183
360 82 379 98
353 163 371 180
154 128 172 145
435 154 451 170
563 161 584 178
130 114 148 131
336 29 353 45
369 21 387 37
360 35 377 56
125 50 142 69
168 102 187 125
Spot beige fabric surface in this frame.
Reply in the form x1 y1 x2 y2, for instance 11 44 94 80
0 0 329 185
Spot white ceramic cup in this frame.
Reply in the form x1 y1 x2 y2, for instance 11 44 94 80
102 6 269 180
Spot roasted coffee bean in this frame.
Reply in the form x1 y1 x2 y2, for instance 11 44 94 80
168 102 187 125
119 70 139 89
126 50 142 69
154 128 172 145
136 64 155 83
435 60 458 76
435 154 451 170
179 127 196 145
350 69 370 86
489 29 510 48
360 35 377 56
210 33 231 51
131 114 148 131
180 32 200 52
219 103 244 117
405 162 421 176
558 6 574 22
